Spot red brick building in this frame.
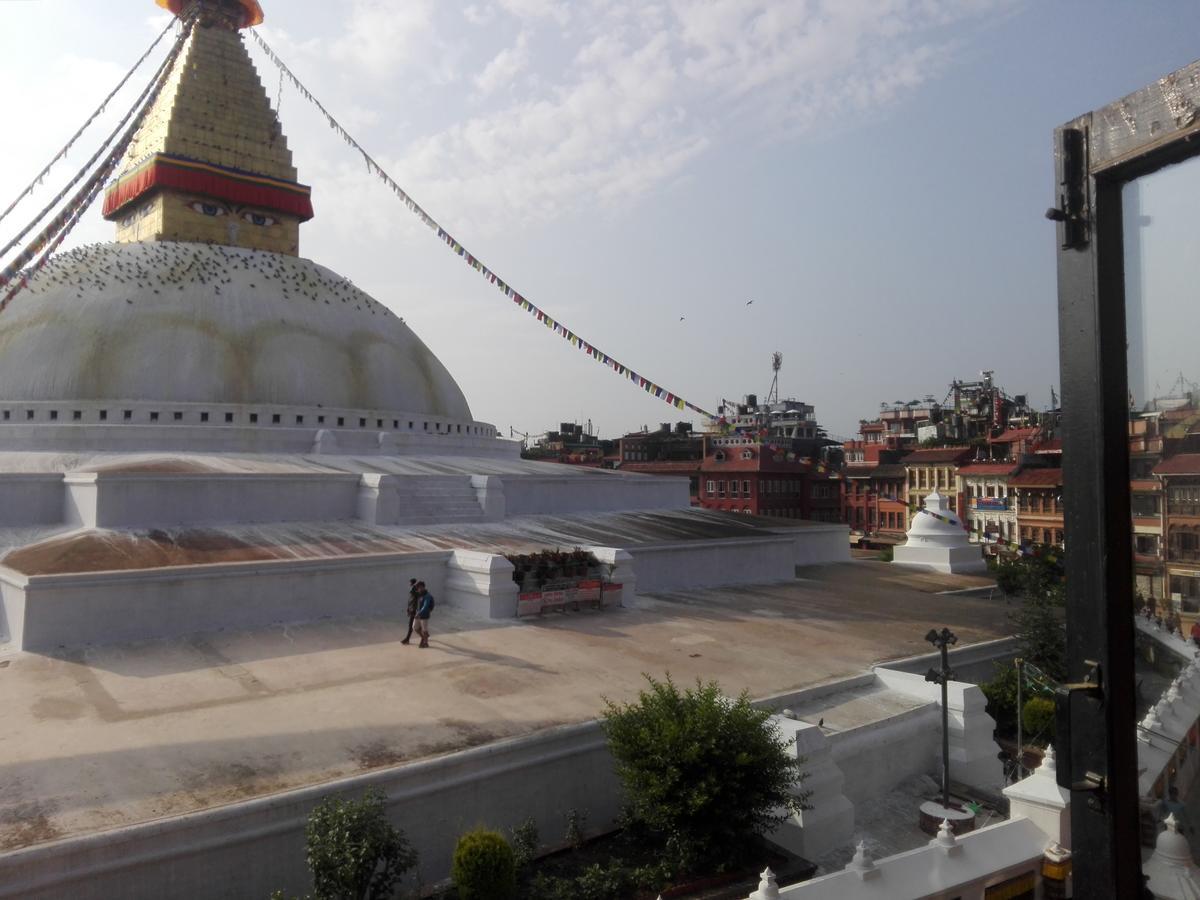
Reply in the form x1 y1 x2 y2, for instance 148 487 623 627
843 461 908 545
698 435 841 521
1012 467 1065 548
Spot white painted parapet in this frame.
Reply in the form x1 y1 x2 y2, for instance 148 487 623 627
470 475 506 521
1003 745 1071 849
64 471 361 529
588 547 637 608
446 550 519 618
766 719 854 860
3 551 450 650
0 474 63 526
357 474 400 525
873 667 1005 793
770 817 1047 899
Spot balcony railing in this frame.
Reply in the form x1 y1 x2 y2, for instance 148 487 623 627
1168 548 1200 563
1169 503 1200 518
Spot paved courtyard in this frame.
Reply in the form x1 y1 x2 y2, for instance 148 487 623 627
0 560 1007 851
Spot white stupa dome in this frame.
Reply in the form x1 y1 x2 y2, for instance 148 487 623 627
893 491 986 574
0 241 471 420
905 492 964 545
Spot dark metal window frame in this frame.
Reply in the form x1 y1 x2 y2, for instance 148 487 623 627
1053 60 1200 899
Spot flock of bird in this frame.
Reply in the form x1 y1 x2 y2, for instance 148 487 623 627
18 241 397 323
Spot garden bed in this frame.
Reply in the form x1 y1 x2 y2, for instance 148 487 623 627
431 829 814 900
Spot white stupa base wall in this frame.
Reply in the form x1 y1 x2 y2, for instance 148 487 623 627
767 720 855 860
892 543 987 575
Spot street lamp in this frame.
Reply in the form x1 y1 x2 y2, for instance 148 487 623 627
925 627 958 812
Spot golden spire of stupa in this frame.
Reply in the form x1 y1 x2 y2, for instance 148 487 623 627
103 0 311 256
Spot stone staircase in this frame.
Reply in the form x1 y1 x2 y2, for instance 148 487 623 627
394 476 486 526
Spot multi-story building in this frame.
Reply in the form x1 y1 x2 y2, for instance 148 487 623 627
959 462 1019 547
1012 468 1065 549
700 432 841 521
617 423 705 502
899 446 974 528
1130 411 1167 600
1156 453 1200 614
843 460 908 545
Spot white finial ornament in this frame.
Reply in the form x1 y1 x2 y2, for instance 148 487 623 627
1036 744 1057 775
749 867 780 900
846 841 881 880
936 818 957 847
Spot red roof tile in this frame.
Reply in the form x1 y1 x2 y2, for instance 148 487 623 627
1010 468 1063 488
1154 453 1200 476
1034 438 1063 453
899 447 974 465
957 463 1019 476
990 427 1040 444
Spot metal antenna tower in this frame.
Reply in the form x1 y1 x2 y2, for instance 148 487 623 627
767 351 783 405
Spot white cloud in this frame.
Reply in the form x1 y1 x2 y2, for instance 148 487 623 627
496 0 570 26
329 0 441 79
474 33 530 96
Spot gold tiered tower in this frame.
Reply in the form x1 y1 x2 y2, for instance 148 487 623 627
102 0 311 256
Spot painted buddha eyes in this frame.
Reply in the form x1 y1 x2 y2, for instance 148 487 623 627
189 201 227 217
187 200 275 226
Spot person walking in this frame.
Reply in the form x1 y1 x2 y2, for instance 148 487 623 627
414 581 435 649
401 577 420 645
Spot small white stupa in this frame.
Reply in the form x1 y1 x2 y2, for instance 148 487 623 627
893 491 986 575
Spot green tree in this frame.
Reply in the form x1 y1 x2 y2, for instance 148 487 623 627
601 675 809 872
287 789 417 900
1013 594 1067 682
452 828 517 900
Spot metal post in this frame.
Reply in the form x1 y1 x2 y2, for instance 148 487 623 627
925 627 958 812
1015 657 1023 780
940 641 951 810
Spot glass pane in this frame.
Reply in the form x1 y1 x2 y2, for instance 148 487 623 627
1122 153 1200 857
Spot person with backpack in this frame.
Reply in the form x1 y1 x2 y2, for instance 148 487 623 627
414 581 435 649
401 577 420 645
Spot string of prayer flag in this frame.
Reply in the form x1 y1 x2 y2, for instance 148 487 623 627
250 29 715 420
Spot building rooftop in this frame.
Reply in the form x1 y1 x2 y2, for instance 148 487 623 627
957 463 1019 476
1154 453 1200 476
1009 467 1064 488
0 561 1006 852
898 447 973 465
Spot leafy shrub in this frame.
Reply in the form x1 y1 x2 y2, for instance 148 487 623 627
878 545 894 562
452 828 517 900
564 808 587 850
509 817 539 872
602 674 809 871
981 663 1019 733
1022 696 1056 743
298 789 416 900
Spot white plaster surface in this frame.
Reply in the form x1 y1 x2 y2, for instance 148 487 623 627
893 492 986 575
0 566 1012 896
775 816 1047 899
0 243 473 421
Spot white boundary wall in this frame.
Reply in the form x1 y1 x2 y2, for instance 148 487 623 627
0 722 621 900
0 657 1007 898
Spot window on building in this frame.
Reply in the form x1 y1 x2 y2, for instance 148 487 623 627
718 480 725 497
743 479 751 496
706 480 715 496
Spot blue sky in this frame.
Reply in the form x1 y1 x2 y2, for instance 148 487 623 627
2 1 1198 440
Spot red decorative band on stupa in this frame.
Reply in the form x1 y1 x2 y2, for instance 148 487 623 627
103 154 314 221
156 0 264 29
